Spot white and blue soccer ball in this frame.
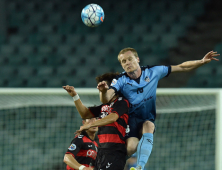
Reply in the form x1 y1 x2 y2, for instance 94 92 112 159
81 4 105 27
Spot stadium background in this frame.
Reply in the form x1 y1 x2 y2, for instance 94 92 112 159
0 0 221 169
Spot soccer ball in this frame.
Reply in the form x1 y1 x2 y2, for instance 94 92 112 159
81 4 105 27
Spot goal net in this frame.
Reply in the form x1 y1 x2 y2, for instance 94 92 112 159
0 88 221 170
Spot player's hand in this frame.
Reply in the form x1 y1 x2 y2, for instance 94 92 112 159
75 123 92 134
63 85 77 97
97 81 109 93
202 51 220 64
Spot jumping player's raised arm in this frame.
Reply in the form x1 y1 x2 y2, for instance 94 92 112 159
171 51 219 73
97 81 115 103
63 85 94 119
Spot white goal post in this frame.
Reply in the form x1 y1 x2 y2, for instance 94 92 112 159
0 88 221 170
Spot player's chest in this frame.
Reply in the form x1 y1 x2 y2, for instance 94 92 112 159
99 104 114 118
81 142 98 159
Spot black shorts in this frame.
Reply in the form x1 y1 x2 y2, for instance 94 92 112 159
94 149 126 170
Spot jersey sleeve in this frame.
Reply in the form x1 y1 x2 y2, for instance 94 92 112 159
110 77 123 93
152 65 171 80
88 105 102 117
111 98 129 117
66 137 82 157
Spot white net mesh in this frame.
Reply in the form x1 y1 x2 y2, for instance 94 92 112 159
0 89 217 170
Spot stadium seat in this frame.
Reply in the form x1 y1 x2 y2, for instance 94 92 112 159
84 56 103 66
26 77 44 87
8 35 26 45
64 56 83 66
46 77 63 87
132 24 148 34
179 15 195 26
215 67 222 76
7 55 26 66
56 45 73 55
37 24 55 34
161 34 178 48
170 24 186 36
36 66 54 76
150 1 167 11
0 66 16 78
103 34 120 45
65 34 83 44
18 25 36 34
45 34 63 45
113 24 130 34
141 34 159 44
83 34 102 44
37 45 53 55
94 45 112 57
18 45 35 55
28 34 45 44
168 1 186 13
187 1 204 16
160 14 177 24
46 13 63 24
8 12 27 27
64 76 82 87
28 13 45 24
27 55 46 66
0 45 16 55
57 24 75 34
141 13 159 24
56 66 73 76
122 35 140 45
16 66 35 78
7 78 25 87
74 45 92 56
47 55 65 66
151 24 167 34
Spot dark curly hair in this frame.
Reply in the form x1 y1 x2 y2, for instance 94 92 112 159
96 72 119 86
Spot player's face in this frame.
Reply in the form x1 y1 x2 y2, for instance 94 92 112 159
85 118 98 132
118 51 140 73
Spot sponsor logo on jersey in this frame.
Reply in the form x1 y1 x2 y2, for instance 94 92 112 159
111 79 117 86
86 149 97 159
68 144 76 151
125 125 130 133
145 76 150 82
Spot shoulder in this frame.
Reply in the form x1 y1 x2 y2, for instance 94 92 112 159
115 97 130 107
115 72 127 80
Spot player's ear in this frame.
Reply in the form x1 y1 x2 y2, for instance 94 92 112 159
137 57 140 63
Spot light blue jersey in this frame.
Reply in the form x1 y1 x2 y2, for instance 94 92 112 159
110 65 171 122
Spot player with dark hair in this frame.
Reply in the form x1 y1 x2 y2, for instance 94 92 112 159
63 118 98 170
63 72 130 170
97 48 220 170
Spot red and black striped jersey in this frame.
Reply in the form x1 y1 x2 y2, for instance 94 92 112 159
89 97 129 153
65 131 98 170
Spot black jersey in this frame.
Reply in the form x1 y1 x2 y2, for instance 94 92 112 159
65 131 98 170
89 97 129 153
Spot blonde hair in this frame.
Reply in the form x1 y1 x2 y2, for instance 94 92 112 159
118 47 139 62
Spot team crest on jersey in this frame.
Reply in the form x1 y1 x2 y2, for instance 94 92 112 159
111 79 117 86
78 135 84 138
68 144 76 151
144 76 150 82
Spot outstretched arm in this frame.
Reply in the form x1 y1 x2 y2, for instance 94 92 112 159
76 113 119 133
63 154 93 170
171 51 220 73
63 85 93 119
97 81 116 103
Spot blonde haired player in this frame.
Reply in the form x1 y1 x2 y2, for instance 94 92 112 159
97 48 219 170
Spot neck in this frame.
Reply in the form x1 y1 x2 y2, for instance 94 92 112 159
127 67 141 79
86 130 96 140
